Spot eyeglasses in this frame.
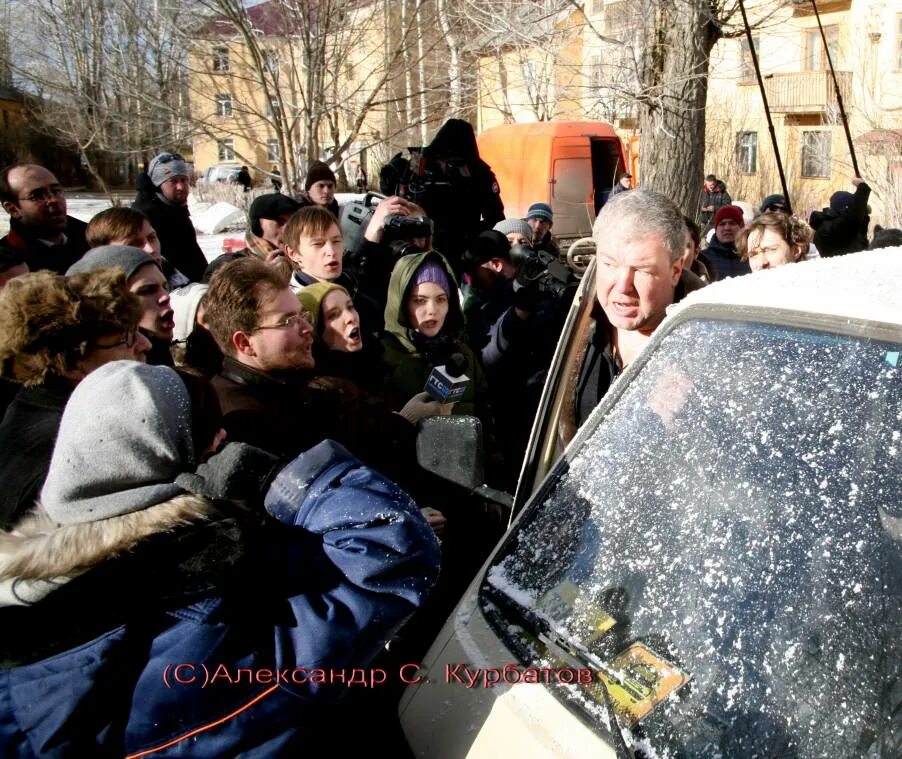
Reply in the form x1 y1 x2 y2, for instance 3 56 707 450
252 311 311 332
93 328 139 350
765 205 787 213
19 185 65 203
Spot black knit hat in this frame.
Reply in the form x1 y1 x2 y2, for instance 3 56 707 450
305 161 336 190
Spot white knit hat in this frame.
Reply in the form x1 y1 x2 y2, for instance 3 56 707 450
169 283 208 342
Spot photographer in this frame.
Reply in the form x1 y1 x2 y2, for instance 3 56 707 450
463 230 575 488
342 194 432 310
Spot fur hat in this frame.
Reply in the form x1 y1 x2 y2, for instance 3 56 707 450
493 218 532 240
305 161 336 190
713 205 744 228
41 361 195 524
148 153 190 188
526 202 553 223
67 244 158 281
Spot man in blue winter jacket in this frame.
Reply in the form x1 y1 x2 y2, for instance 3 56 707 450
0 361 440 757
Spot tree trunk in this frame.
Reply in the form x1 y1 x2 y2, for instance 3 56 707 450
636 0 718 215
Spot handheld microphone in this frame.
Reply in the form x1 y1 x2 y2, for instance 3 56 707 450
424 352 470 403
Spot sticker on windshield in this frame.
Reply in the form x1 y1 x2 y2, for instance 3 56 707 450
595 642 690 727
538 581 617 645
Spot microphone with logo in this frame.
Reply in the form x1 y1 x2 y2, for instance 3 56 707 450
424 352 470 404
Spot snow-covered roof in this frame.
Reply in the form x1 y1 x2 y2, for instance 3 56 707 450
671 247 902 328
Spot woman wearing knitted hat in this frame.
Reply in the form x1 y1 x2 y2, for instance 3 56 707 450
0 360 439 755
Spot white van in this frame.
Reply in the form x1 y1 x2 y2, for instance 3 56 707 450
399 249 902 758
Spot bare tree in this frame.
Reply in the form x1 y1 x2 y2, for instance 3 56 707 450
1 0 192 194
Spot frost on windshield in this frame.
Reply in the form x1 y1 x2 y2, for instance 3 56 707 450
484 319 901 758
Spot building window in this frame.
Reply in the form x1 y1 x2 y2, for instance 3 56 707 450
267 139 280 162
212 47 229 73
801 131 831 177
266 95 281 119
740 36 760 80
217 139 235 162
215 94 232 117
737 131 758 173
804 26 839 71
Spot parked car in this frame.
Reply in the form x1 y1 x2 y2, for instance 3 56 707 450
400 248 902 758
197 163 242 185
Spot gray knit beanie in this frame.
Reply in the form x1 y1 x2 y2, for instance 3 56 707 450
148 153 190 188
67 244 158 281
493 218 533 240
41 361 195 524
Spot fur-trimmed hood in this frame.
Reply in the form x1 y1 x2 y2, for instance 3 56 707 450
0 494 220 607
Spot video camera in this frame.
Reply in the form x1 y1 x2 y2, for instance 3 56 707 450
339 191 433 259
509 244 576 299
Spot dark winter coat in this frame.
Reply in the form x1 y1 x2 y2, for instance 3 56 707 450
386 120 504 276
809 182 871 258
0 217 88 275
700 180 733 228
0 440 440 757
576 268 706 428
212 356 352 459
132 172 208 282
703 235 751 281
0 380 73 530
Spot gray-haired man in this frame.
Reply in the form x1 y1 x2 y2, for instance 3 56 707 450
576 189 705 426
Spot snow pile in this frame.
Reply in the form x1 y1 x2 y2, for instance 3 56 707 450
192 202 246 235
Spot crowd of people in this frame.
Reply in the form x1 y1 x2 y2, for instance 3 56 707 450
0 118 897 754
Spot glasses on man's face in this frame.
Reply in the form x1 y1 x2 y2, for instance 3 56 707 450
93 328 139 350
19 185 65 204
155 153 185 164
765 204 787 213
252 311 311 332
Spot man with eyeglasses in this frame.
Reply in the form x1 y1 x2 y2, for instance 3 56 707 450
132 152 208 282
204 256 351 458
0 164 89 274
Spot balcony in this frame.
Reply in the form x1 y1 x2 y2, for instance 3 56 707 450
760 71 853 115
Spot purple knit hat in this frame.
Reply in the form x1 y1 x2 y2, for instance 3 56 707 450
413 260 451 295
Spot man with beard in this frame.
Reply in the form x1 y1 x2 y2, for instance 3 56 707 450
203 257 350 458
132 152 208 282
0 164 88 274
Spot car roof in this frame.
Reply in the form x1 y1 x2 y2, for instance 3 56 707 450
671 247 902 328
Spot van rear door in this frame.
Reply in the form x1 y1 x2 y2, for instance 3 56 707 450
550 141 593 244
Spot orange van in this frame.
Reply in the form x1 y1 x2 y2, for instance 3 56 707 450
476 121 628 247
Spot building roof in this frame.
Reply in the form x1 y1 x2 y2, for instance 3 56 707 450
673 248 902 329
194 0 303 37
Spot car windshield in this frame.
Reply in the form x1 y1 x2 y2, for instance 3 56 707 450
483 317 901 758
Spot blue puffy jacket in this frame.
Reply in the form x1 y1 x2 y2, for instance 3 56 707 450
0 440 440 757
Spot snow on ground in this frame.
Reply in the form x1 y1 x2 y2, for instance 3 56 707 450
0 194 243 265
0 191 368 265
